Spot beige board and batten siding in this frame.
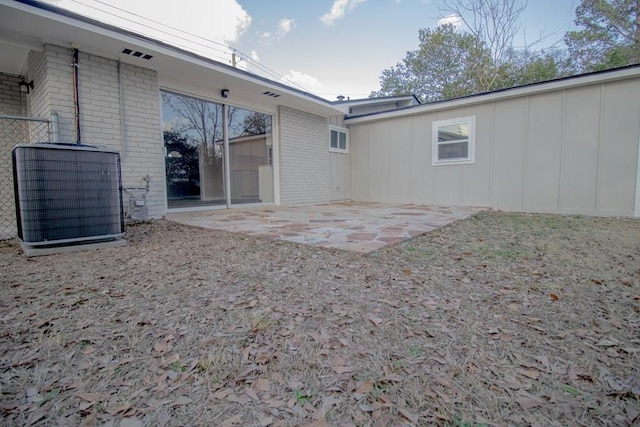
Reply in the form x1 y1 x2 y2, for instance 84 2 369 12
347 72 640 217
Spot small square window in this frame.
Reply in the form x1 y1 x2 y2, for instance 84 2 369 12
432 116 475 165
330 127 348 153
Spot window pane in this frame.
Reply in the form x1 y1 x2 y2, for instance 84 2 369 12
438 123 469 142
330 130 338 148
438 141 468 160
338 132 347 150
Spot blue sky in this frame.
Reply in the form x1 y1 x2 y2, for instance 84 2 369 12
48 0 579 101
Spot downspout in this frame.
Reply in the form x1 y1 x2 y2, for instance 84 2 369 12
72 48 81 144
223 104 231 208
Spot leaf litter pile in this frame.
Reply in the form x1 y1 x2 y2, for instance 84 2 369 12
1 211 639 426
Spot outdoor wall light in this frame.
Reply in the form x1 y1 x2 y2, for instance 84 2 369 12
19 77 34 94
221 89 229 98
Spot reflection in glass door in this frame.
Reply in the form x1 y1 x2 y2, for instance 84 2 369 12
228 107 273 204
161 91 273 209
162 91 225 208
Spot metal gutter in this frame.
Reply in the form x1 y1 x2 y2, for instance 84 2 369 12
345 64 640 124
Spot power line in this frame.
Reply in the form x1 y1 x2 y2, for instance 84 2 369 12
67 0 232 62
233 51 312 92
66 0 313 93
80 0 231 51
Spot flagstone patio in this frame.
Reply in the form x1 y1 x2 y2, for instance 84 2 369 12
167 202 483 253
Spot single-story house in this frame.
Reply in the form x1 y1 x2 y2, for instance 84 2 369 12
1 0 639 241
0 0 352 239
345 69 640 217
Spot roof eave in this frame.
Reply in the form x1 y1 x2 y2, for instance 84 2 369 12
345 65 640 124
3 0 346 117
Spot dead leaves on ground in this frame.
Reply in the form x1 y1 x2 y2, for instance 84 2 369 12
1 214 640 425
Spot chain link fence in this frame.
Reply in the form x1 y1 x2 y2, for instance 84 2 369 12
0 115 51 240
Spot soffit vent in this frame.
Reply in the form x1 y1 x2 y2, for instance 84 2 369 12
121 48 153 60
263 91 280 98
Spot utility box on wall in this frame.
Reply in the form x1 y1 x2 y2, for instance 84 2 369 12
12 143 125 252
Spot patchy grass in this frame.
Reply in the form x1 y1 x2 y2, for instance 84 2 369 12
1 211 639 426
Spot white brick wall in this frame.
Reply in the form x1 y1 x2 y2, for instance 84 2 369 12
278 106 330 204
77 51 121 148
26 50 49 122
118 62 164 218
0 73 24 115
41 45 77 143
24 44 166 218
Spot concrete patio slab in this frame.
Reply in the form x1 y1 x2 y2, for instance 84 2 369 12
167 202 483 253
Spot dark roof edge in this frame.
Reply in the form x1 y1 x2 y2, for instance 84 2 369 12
346 63 640 121
332 94 421 105
14 0 336 106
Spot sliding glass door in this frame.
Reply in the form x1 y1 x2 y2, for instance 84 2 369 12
161 91 273 209
228 106 273 204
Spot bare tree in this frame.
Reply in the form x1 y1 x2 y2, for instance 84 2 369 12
162 92 237 164
440 0 528 60
439 0 530 90
240 111 272 136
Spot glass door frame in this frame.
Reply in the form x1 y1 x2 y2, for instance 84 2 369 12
161 89 277 213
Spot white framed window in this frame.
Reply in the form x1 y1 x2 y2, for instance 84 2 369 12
330 127 348 153
432 116 475 165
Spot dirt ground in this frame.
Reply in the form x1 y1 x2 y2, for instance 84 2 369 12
0 211 639 426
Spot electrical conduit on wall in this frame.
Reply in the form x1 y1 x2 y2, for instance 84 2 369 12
117 59 126 157
72 48 81 144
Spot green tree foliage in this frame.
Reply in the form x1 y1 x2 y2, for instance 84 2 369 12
372 24 568 102
498 49 572 88
372 0 570 102
163 130 200 197
371 25 494 102
565 0 640 71
439 0 529 89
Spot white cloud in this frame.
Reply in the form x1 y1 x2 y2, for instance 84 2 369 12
259 31 271 45
260 31 272 44
438 14 463 29
277 18 295 36
51 0 251 58
250 50 260 62
282 70 323 92
261 18 295 44
320 0 367 26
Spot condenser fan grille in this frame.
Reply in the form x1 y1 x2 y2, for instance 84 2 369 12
13 143 124 246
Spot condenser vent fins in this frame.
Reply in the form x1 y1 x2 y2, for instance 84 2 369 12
12 143 125 250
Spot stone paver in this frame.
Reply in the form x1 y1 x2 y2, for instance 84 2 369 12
167 202 483 253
